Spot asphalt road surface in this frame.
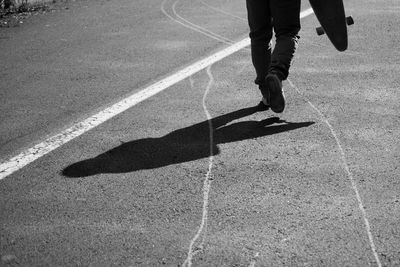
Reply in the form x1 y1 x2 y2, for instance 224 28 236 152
1 0 399 266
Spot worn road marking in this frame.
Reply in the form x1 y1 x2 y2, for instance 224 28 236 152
171 4 381 267
182 66 215 267
161 0 233 45
172 0 234 45
171 5 314 266
199 0 247 22
288 79 382 267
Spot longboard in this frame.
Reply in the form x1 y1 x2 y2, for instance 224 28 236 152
309 0 354 51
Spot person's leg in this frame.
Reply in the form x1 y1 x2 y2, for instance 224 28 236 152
246 0 273 89
265 0 300 113
269 0 301 81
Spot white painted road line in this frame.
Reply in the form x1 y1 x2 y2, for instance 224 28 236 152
0 8 314 180
0 39 249 180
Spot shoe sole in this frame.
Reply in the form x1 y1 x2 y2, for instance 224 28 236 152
266 75 285 113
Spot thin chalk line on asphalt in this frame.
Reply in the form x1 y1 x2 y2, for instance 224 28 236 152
182 65 215 267
199 0 247 22
288 79 382 267
167 0 252 52
166 5 314 266
173 4 381 266
170 5 313 266
181 2 380 264
161 0 233 45
172 0 234 45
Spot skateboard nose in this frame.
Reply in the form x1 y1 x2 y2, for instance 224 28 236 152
332 35 348 51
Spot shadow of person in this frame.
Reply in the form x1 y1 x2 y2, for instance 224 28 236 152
62 104 314 177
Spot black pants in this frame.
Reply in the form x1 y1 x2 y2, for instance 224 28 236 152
246 0 301 84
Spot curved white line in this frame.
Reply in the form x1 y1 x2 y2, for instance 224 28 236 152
166 4 381 266
161 0 233 45
199 0 247 21
165 6 315 266
172 0 234 44
288 79 382 267
182 65 215 267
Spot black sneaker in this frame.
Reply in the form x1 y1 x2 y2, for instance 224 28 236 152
266 74 285 113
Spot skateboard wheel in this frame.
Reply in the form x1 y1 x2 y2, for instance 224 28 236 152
316 26 325 36
346 16 354 26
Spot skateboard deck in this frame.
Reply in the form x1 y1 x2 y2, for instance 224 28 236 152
309 0 353 51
